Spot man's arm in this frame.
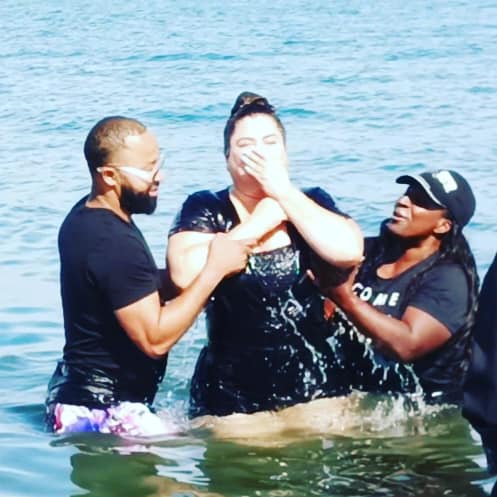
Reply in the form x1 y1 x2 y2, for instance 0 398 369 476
116 233 253 359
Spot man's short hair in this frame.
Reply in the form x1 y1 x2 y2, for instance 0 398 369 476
84 116 147 175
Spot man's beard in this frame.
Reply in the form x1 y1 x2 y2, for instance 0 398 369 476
120 185 157 215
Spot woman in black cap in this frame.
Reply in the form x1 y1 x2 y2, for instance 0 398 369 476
167 91 363 417
321 169 478 405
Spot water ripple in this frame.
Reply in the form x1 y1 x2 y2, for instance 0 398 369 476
1 0 496 495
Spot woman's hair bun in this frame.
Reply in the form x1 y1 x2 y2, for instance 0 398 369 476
230 91 274 117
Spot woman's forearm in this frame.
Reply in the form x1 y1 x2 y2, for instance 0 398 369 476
334 290 414 360
278 186 363 268
329 287 451 362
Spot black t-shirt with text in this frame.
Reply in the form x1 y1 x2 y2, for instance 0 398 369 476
331 237 470 403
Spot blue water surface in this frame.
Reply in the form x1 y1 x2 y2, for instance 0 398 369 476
1 1 497 495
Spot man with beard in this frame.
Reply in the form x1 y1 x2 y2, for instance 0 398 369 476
45 116 253 435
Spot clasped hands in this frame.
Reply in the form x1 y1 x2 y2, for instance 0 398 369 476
308 253 362 309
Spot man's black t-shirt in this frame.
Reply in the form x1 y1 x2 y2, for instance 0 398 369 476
46 197 166 409
331 237 470 403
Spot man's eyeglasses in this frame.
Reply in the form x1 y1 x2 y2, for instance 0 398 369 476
98 156 164 184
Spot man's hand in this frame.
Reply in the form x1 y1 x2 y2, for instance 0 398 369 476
205 233 255 278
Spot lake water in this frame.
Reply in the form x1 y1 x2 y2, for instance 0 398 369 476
2 1 497 495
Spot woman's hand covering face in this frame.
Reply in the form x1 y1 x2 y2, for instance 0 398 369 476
241 148 291 200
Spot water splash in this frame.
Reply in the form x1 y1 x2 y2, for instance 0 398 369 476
276 289 329 393
192 391 456 448
243 250 328 402
329 308 423 395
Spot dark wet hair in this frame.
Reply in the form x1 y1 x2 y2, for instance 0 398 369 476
359 219 479 377
223 92 286 157
84 116 147 175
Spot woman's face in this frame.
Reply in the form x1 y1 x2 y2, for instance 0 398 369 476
226 113 287 191
387 185 451 239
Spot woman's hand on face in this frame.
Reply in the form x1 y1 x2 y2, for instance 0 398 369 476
241 149 292 200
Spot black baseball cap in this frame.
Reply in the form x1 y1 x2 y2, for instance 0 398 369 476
396 169 476 227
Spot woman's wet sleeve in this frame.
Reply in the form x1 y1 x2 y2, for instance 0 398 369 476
168 190 225 236
302 187 349 218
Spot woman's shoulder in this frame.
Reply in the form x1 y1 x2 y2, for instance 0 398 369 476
423 259 466 281
302 186 334 203
302 186 350 216
410 259 468 304
169 187 232 235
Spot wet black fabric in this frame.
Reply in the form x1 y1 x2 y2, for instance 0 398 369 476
329 237 471 404
169 187 350 417
463 253 497 453
46 197 167 410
